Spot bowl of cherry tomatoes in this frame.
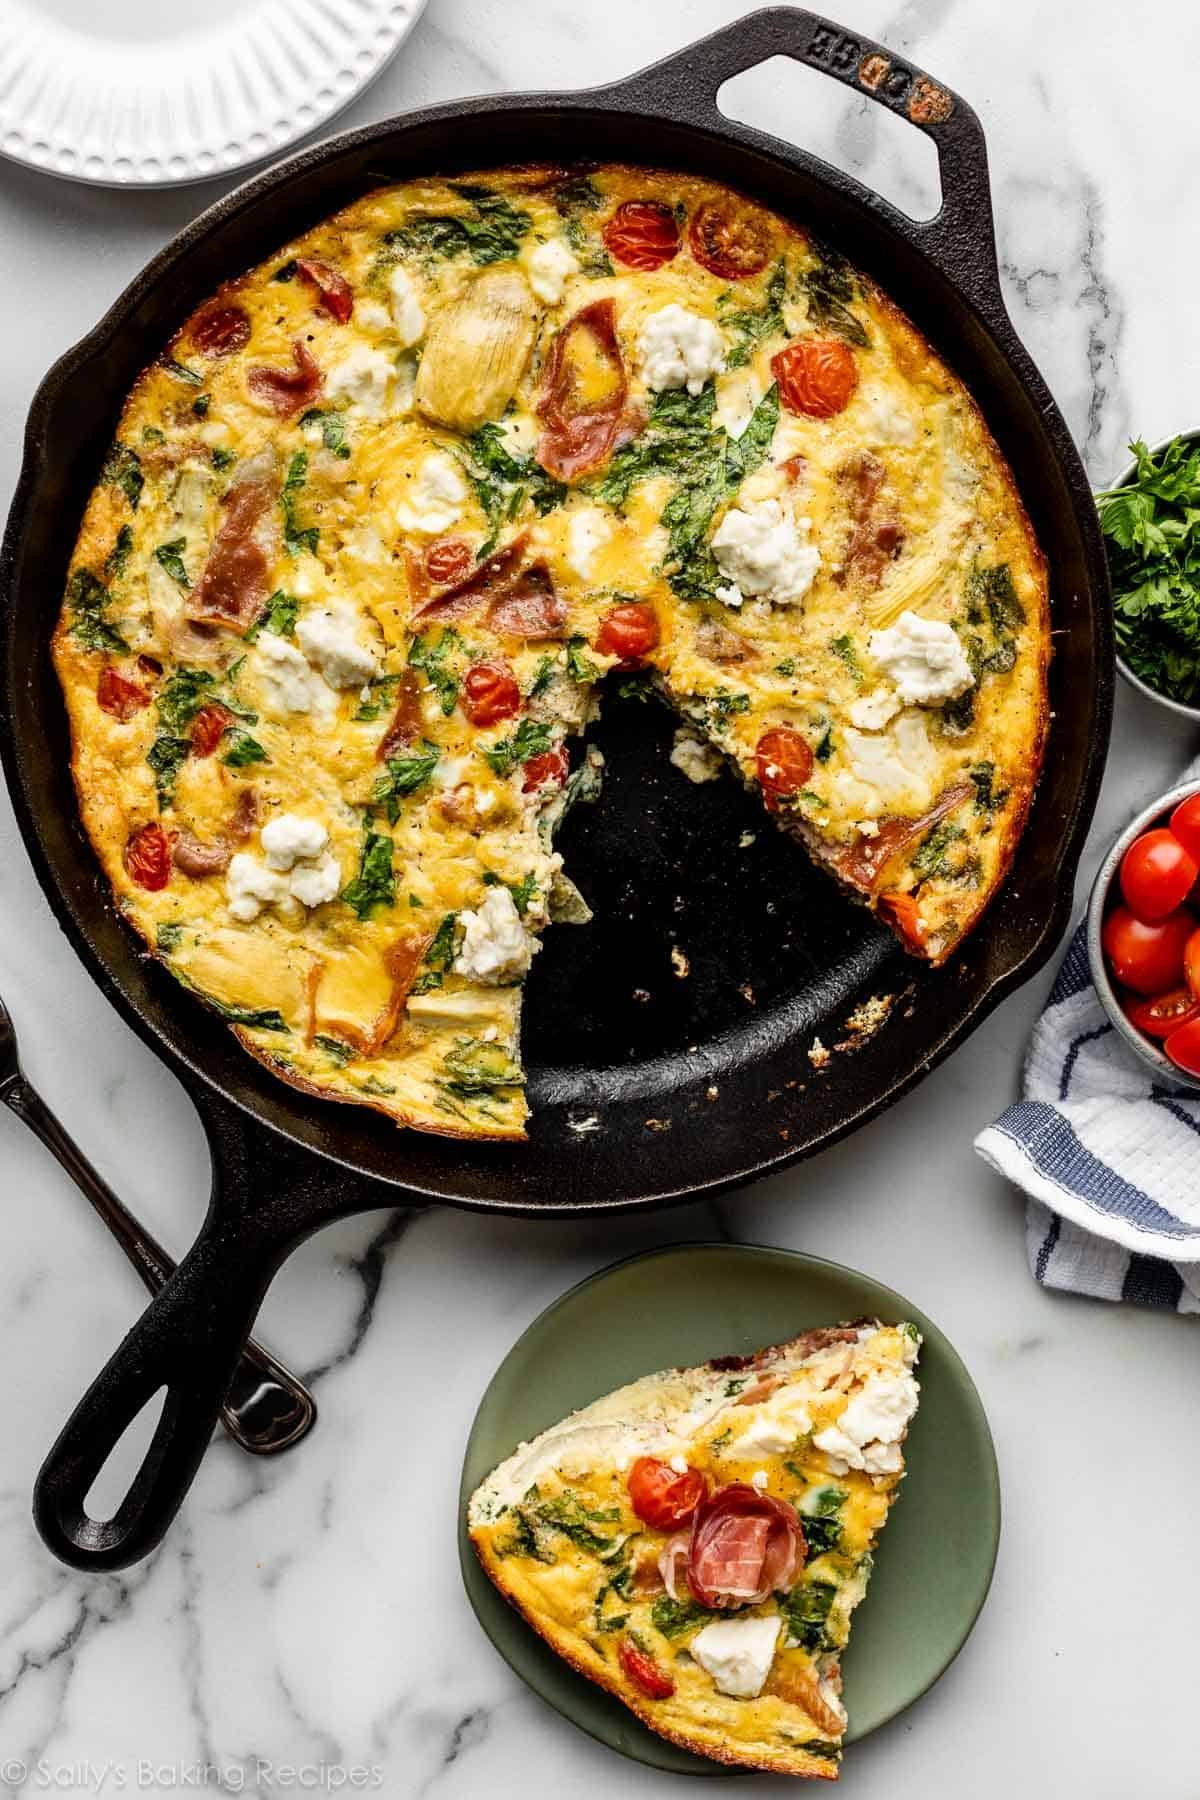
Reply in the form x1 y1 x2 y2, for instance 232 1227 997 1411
1088 781 1200 1086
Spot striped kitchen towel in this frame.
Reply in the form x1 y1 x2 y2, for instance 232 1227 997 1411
975 920 1200 1314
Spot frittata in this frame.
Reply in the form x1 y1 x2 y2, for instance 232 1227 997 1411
53 164 1049 1140
468 1320 921 1778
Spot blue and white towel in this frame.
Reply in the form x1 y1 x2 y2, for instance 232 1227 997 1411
976 923 1200 1312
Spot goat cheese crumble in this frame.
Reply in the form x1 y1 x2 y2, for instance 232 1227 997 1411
397 452 468 534
812 1371 919 1475
638 303 726 396
295 601 381 690
453 886 536 985
324 342 395 416
388 267 427 347
669 728 723 784
712 499 820 608
227 818 340 923
690 1613 781 1699
525 237 580 305
868 610 975 706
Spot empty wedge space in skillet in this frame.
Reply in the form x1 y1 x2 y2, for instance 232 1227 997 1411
51 161 1049 1141
468 1318 922 1778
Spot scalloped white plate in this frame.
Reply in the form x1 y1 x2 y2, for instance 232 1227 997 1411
0 0 427 188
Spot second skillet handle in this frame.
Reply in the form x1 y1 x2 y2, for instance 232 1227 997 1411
594 5 1004 324
31 1102 346 1571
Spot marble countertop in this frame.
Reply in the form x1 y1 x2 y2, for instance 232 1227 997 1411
0 1 1195 1793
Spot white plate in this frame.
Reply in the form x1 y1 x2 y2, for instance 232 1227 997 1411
0 0 428 188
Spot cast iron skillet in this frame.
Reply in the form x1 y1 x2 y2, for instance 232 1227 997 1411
0 7 1112 1571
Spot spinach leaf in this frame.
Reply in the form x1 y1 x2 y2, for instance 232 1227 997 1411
156 667 215 734
245 591 299 642
104 524 134 581
220 729 268 768
649 1594 718 1639
354 674 401 723
66 568 127 653
156 922 183 954
154 538 190 589
387 187 531 267
830 633 863 683
461 424 565 555
372 742 440 822
212 446 236 472
483 869 539 917
408 627 462 716
162 357 203 387
146 735 192 806
969 761 1010 816
781 1577 838 1652
300 407 352 460
720 261 788 369
523 1489 621 1556
799 244 870 347
281 451 318 557
597 382 719 512
555 174 613 276
411 911 459 995
341 830 396 920
798 1485 847 1557
206 998 290 1031
723 383 780 491
483 716 554 777
442 1038 522 1095
313 1034 355 1066
565 636 600 684
103 444 144 511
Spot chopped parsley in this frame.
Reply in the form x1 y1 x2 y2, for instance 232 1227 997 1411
354 674 401 723
341 830 396 920
212 446 236 472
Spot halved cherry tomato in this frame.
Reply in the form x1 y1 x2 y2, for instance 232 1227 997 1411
618 1638 675 1700
190 301 251 358
124 823 172 892
756 727 813 799
1124 986 1200 1039
1101 905 1194 996
190 704 231 758
1166 1015 1200 1076
97 668 150 721
595 602 659 666
1119 828 1199 922
1185 927 1200 1000
771 338 859 419
877 889 925 950
1170 793 1200 862
603 200 680 271
462 661 520 728
522 746 570 793
296 257 354 324
425 536 474 586
689 199 771 279
626 1456 707 1530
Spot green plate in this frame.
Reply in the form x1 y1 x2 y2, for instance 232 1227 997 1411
458 1242 1000 1777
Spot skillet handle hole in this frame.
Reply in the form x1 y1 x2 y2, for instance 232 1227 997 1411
83 1384 168 1524
717 57 942 223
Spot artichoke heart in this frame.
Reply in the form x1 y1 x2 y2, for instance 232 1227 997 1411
415 269 537 433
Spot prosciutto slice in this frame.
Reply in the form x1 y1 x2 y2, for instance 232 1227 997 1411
378 670 425 761
411 538 529 626
834 781 973 894
536 298 630 482
188 451 279 631
686 1484 805 1610
246 339 323 417
486 564 568 640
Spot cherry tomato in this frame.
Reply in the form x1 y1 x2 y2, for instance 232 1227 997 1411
617 1638 675 1700
877 889 925 950
123 823 172 892
595 602 660 666
190 704 230 758
1185 927 1200 1000
1170 793 1200 862
1124 986 1200 1039
1166 1015 1200 1076
1119 828 1199 922
425 536 474 585
771 338 859 419
462 661 520 728
603 200 680 271
689 199 771 279
190 301 251 358
522 746 570 793
97 668 150 721
755 728 813 799
1101 905 1194 996
626 1457 707 1530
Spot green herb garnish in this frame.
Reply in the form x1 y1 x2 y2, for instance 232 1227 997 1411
372 742 440 822
408 628 461 716
386 187 531 268
281 451 318 557
245 591 299 642
65 568 127 653
154 538 190 589
103 444 144 512
649 1594 718 1639
720 261 788 369
1096 435 1200 704
411 911 458 995
220 729 267 768
483 716 554 777
300 407 352 459
341 830 396 920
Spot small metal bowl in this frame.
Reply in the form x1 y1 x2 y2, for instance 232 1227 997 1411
1105 430 1200 723
1087 777 1200 1089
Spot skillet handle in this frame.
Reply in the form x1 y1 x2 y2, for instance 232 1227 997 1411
594 5 1004 322
31 1104 326 1571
